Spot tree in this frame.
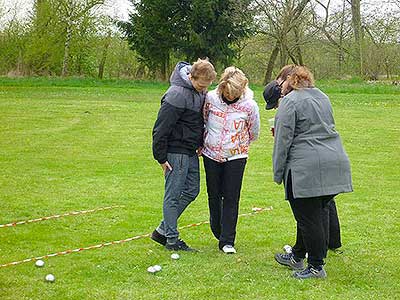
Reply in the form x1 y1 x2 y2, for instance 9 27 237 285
350 0 363 76
362 7 400 79
312 0 353 76
254 0 312 83
27 0 106 76
182 0 253 68
120 0 253 79
120 0 185 80
56 0 105 76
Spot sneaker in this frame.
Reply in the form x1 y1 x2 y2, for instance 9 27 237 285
221 245 236 254
165 239 197 252
151 230 167 246
274 252 304 270
293 265 327 279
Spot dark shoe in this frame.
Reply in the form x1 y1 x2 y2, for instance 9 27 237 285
274 252 304 270
329 247 344 254
165 239 197 252
151 230 167 246
293 265 327 279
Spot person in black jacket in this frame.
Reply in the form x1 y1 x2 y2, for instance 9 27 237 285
151 59 216 251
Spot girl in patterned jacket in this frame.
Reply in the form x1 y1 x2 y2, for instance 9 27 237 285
202 67 260 254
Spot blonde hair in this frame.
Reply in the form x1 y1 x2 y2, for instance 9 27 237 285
190 58 217 81
217 66 248 99
286 66 315 90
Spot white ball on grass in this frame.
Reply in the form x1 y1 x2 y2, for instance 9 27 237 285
45 274 55 282
153 265 162 272
147 266 157 273
35 260 45 267
171 253 180 260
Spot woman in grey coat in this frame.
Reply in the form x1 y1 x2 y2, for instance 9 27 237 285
272 66 352 279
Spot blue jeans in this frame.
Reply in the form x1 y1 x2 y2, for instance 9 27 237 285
156 153 200 244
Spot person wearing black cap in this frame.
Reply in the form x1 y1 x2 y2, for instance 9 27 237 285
263 65 296 110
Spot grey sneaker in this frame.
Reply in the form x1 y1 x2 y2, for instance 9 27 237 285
293 265 327 279
274 252 304 270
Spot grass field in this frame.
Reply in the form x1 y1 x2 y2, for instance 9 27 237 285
0 78 399 299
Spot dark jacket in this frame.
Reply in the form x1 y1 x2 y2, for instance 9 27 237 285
152 62 206 164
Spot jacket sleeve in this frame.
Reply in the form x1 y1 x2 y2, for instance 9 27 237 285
152 92 185 164
248 101 260 142
272 97 295 184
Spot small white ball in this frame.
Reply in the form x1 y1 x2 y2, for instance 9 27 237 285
147 266 156 273
153 265 162 272
35 260 45 267
45 274 55 282
171 253 180 260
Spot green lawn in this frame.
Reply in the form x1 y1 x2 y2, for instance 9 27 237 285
0 78 399 299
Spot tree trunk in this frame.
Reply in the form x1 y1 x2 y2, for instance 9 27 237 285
160 52 170 81
264 43 280 84
62 26 72 77
98 36 111 79
294 27 304 65
351 0 363 76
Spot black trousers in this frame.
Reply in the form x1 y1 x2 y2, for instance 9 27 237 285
286 171 333 267
328 199 341 249
203 156 247 249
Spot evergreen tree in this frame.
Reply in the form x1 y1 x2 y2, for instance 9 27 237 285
120 0 253 78
183 0 253 67
120 0 187 80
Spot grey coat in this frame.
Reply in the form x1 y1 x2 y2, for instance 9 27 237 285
273 88 353 199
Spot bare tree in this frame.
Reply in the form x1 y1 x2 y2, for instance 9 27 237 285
312 0 352 74
254 0 312 83
363 7 400 79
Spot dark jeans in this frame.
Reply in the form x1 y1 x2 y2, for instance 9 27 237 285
203 156 247 249
157 153 200 244
286 171 333 267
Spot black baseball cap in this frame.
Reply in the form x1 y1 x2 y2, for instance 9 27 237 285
263 80 281 110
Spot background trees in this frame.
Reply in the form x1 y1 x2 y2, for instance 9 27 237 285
253 0 313 83
119 0 253 78
0 0 399 82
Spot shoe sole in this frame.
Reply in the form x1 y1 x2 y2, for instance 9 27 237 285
274 255 304 270
293 273 327 279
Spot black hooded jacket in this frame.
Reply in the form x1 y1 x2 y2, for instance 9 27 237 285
152 62 206 164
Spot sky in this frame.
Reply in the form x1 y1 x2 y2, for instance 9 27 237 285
0 0 133 24
1 0 398 27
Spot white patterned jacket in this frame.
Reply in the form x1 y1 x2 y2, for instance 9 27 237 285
202 87 260 162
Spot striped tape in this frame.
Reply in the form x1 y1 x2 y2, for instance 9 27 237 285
0 205 125 228
0 206 272 268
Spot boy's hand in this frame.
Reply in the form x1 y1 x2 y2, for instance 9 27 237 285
161 161 172 175
196 147 203 157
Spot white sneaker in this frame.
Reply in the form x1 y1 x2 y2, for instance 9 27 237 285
222 245 236 254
